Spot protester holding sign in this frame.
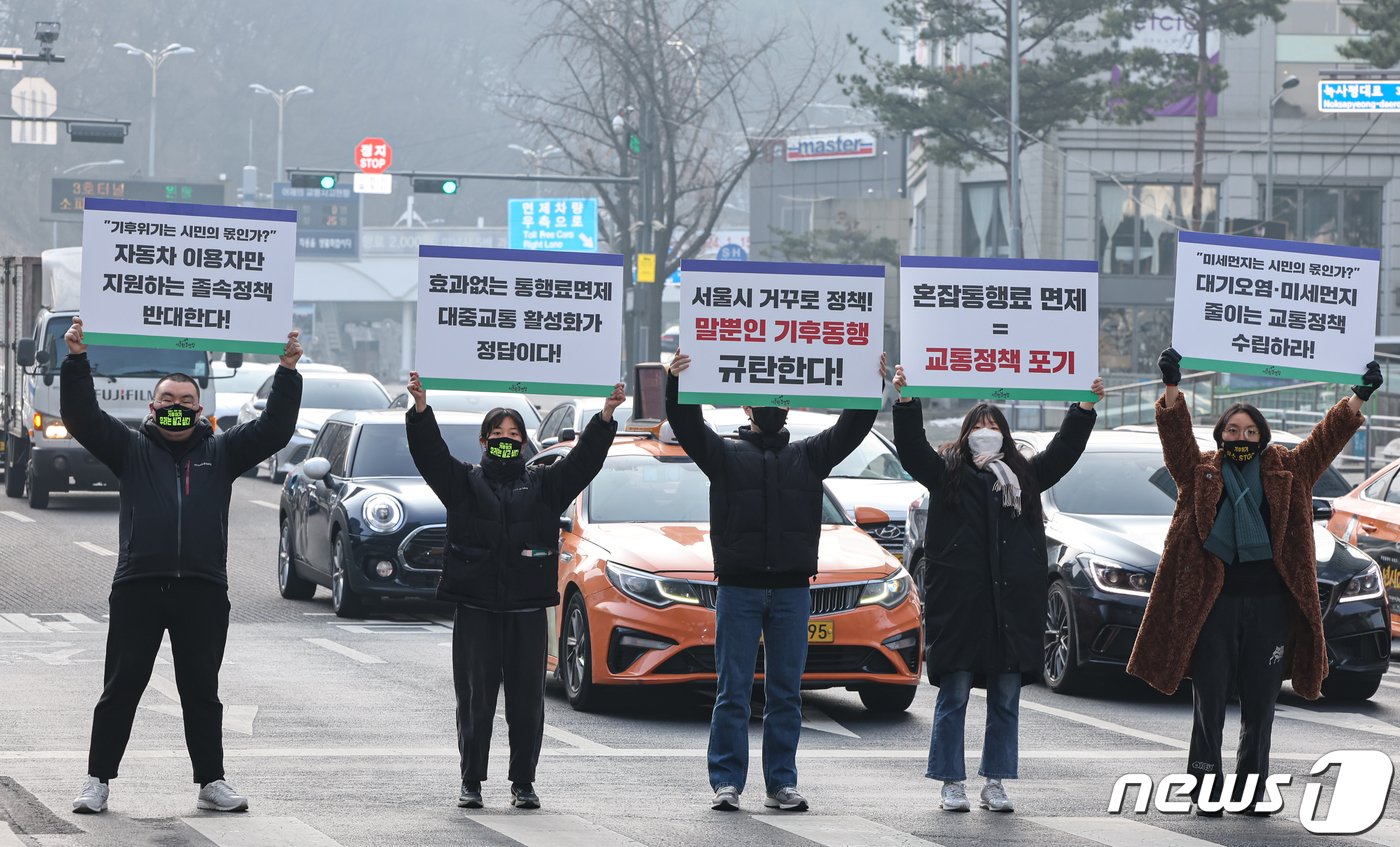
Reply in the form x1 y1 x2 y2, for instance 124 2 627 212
404 372 624 811
1128 349 1380 815
666 349 884 814
892 365 1103 813
63 317 303 815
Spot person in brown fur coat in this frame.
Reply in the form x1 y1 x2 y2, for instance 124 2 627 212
1127 348 1382 816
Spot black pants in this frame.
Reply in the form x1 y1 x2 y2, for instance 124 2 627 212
453 605 548 785
88 578 231 784
1187 589 1291 803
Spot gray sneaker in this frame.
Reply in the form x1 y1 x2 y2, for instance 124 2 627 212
197 779 249 812
940 781 970 812
711 785 740 811
72 776 108 814
980 778 1014 812
764 786 809 812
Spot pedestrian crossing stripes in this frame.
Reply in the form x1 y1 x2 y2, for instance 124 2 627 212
471 812 648 846
0 823 24 847
0 510 35 523
182 816 345 846
757 815 943 846
1028 817 1229 847
1359 819 1400 847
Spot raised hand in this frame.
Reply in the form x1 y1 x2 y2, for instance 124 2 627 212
1353 361 1383 402
65 316 86 355
1158 348 1182 386
602 382 626 421
893 364 911 403
668 349 691 377
407 371 427 413
280 330 303 369
1080 376 1106 410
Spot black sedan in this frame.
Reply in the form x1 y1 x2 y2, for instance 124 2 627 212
276 409 489 617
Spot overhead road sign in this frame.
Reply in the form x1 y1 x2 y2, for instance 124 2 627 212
355 137 392 173
353 172 392 194
51 178 224 213
1318 79 1400 113
508 198 599 252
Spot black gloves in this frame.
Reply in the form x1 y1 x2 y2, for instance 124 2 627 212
1158 348 1182 387
1353 361 1383 402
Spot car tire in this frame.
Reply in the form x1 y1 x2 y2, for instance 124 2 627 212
4 439 26 498
267 455 287 485
561 592 610 712
331 533 365 618
25 458 48 510
858 683 918 714
1320 671 1382 702
1043 580 1087 694
910 555 927 601
277 518 317 601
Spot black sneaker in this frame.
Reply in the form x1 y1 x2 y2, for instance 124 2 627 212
458 780 482 809
511 782 540 810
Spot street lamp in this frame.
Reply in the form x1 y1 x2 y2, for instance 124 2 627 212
249 84 314 184
113 42 196 178
1263 74 1301 230
62 158 124 175
508 143 560 195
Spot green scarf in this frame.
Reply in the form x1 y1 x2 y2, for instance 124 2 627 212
1204 456 1273 564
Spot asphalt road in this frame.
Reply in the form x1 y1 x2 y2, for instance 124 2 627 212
1 475 1398 847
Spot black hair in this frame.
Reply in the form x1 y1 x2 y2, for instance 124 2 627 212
153 372 200 400
1212 403 1271 448
937 402 1041 523
480 407 527 441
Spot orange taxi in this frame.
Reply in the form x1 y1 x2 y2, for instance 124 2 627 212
1326 456 1400 637
534 424 923 714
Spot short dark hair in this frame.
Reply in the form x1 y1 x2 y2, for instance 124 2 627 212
480 407 527 441
1212 402 1271 447
154 372 200 400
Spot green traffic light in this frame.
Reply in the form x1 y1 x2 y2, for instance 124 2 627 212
442 179 458 195
319 175 337 190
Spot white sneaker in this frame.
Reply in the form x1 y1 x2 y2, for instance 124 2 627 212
940 781 970 812
72 776 108 814
980 778 1014 812
197 779 249 812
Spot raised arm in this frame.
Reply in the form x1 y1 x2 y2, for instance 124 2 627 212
889 363 945 489
664 351 725 476
1155 390 1202 486
405 405 473 507
1288 365 1371 484
1030 404 1097 489
57 318 132 475
223 332 304 476
541 411 618 511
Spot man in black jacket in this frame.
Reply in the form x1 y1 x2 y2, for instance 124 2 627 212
665 349 883 813
61 316 303 815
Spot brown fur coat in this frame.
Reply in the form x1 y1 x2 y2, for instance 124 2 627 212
1126 394 1363 699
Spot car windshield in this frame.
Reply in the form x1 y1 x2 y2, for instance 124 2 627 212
578 405 632 428
301 379 390 409
784 425 910 481
587 454 846 523
218 367 273 393
429 393 542 425
44 316 208 378
1313 464 1352 499
1051 452 1178 516
351 423 483 476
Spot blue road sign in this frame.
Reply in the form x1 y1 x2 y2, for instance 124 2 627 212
508 198 599 252
715 243 748 261
1318 80 1400 113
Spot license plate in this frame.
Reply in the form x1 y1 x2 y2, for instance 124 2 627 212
807 620 834 643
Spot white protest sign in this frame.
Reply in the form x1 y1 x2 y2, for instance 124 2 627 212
80 198 297 353
1172 231 1380 382
678 259 885 409
898 257 1100 402
415 246 623 396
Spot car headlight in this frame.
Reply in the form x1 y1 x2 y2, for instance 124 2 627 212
33 413 70 439
859 567 911 608
362 494 405 534
1337 562 1385 603
295 425 318 438
1083 555 1154 596
605 562 705 608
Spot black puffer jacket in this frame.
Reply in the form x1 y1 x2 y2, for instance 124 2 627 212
665 373 877 587
406 406 615 610
60 352 302 587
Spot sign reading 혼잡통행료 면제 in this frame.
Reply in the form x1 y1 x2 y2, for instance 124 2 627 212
79 197 297 354
414 246 624 396
897 257 1101 403
677 259 886 410
1171 230 1380 382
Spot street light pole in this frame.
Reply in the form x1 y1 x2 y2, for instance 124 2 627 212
1263 74 1300 228
1007 0 1022 259
508 143 561 195
113 42 195 178
250 84 314 182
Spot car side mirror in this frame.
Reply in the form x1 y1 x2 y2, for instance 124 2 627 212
1312 500 1334 522
559 427 577 443
303 457 331 480
253 399 268 411
854 505 891 527
560 514 574 533
541 436 559 448
16 339 35 367
223 351 244 369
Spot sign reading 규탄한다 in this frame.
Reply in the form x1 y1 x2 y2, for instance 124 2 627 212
415 246 623 396
898 256 1100 403
677 259 886 410
1171 230 1380 382
79 197 297 354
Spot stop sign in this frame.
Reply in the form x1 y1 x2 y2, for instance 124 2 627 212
355 137 392 174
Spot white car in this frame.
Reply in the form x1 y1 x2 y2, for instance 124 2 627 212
238 371 392 483
389 389 543 440
210 361 276 432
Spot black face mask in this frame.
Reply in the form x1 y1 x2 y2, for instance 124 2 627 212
482 437 526 483
1221 439 1261 463
750 407 788 433
154 404 197 433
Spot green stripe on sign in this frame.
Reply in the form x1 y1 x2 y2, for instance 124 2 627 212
678 391 882 410
902 386 1098 402
419 377 614 397
82 332 286 354
1179 357 1356 384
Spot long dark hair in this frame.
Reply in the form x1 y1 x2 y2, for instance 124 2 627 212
937 402 1041 522
1212 402 1272 449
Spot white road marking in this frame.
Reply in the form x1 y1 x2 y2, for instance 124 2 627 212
0 510 34 523
493 710 611 751
802 706 860 738
17 647 84 665
143 673 258 735
471 813 646 847
182 816 345 846
0 613 48 633
1380 680 1400 691
0 822 25 847
333 621 450 634
757 815 943 846
74 541 116 557
971 689 1188 749
1359 819 1400 847
1275 704 1400 738
305 637 386 665
1027 817 1223 847
249 499 279 510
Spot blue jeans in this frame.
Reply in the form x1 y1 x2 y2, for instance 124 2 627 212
926 670 1020 782
707 585 810 794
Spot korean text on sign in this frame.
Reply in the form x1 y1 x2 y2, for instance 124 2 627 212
414 245 623 397
678 259 885 410
78 198 297 354
1171 231 1380 382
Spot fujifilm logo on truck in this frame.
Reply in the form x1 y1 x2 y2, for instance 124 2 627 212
1 248 234 509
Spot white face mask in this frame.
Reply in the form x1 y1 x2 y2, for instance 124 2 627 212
967 429 1004 456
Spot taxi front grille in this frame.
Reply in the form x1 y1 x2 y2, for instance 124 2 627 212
694 583 862 616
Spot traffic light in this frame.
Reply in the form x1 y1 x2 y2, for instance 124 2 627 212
67 122 127 144
413 177 458 195
290 173 337 190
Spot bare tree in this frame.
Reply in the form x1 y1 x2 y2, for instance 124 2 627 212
504 0 833 364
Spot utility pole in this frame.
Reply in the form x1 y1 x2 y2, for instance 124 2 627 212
1007 0 1023 259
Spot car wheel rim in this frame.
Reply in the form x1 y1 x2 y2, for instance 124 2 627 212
564 605 586 694
332 541 344 607
278 524 290 590
1044 589 1069 683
